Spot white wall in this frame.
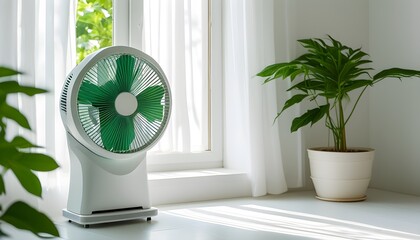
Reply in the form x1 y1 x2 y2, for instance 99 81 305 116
369 0 420 195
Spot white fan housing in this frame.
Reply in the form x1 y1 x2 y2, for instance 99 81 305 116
60 46 171 227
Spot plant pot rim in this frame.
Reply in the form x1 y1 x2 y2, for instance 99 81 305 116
308 147 375 153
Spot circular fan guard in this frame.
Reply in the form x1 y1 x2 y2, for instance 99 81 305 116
76 51 170 154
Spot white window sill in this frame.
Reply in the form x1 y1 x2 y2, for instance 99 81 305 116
148 168 252 206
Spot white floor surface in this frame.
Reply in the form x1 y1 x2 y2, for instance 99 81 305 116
5 189 420 240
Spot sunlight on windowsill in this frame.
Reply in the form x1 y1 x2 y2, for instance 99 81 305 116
165 204 420 240
148 168 245 180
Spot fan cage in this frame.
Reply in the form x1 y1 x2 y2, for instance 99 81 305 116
75 52 171 154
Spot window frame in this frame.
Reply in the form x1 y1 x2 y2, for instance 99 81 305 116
113 0 223 172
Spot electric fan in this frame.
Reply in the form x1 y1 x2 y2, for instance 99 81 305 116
60 46 171 227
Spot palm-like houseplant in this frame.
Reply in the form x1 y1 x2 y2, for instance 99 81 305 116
257 36 420 200
0 67 60 237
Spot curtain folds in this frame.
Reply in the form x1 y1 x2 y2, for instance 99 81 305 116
0 0 75 218
223 0 301 196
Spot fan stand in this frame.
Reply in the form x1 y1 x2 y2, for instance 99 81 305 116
64 133 158 227
63 207 158 228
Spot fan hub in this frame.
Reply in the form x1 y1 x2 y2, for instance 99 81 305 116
115 92 138 116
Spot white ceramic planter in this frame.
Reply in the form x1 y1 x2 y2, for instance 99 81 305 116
307 147 375 201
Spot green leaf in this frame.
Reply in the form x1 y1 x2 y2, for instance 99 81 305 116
17 153 59 172
0 201 60 238
348 49 369 61
287 79 324 92
309 56 336 75
0 67 20 78
0 174 5 195
0 81 47 96
280 94 308 115
373 68 420 83
273 94 309 123
0 227 9 237
291 105 328 132
257 63 288 77
310 104 329 126
258 63 303 83
10 136 40 148
342 80 372 93
9 163 42 197
0 103 31 129
0 147 19 168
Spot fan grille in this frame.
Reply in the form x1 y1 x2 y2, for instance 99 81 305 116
76 53 170 153
60 73 73 113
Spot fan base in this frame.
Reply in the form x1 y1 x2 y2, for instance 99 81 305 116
63 207 158 227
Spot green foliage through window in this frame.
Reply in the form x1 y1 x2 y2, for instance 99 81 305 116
76 0 113 63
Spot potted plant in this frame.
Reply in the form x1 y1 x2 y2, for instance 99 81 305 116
0 66 60 237
257 36 420 201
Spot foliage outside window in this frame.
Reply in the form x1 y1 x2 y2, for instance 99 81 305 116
76 0 113 63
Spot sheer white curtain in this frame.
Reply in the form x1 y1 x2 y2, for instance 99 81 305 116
223 0 302 196
142 0 209 153
0 0 75 218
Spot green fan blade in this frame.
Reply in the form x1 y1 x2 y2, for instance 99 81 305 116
99 81 120 101
116 55 135 92
79 80 119 105
136 86 164 122
78 81 101 104
99 109 135 151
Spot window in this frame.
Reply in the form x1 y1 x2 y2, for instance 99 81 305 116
77 0 222 171
76 0 113 63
